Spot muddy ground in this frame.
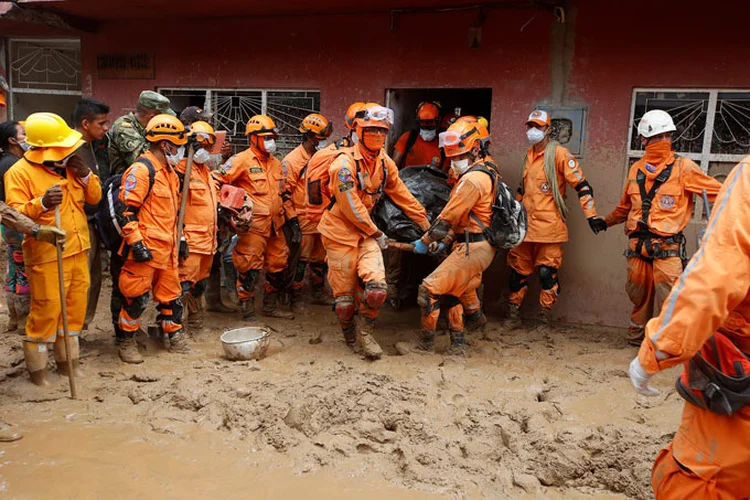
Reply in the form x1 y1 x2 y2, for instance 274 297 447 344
0 277 684 499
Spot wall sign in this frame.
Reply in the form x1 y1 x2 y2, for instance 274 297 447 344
96 53 155 79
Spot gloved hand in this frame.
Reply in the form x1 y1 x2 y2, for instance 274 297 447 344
131 240 153 263
588 217 608 235
285 216 302 245
629 357 659 396
428 241 447 255
374 232 388 250
179 237 189 260
33 224 67 248
412 239 429 254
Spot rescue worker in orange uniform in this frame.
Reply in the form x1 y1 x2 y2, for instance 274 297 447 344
505 110 605 329
5 112 101 386
392 101 442 170
414 120 496 355
628 157 750 499
602 110 722 346
215 115 294 321
281 113 334 311
117 114 188 364
176 121 220 332
318 103 430 358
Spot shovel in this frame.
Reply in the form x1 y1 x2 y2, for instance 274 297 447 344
387 239 415 252
54 206 77 400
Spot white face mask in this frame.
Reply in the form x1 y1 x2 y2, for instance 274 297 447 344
450 158 471 176
193 148 210 164
526 127 546 145
263 138 276 154
165 145 185 166
351 131 359 144
315 139 329 151
420 128 437 142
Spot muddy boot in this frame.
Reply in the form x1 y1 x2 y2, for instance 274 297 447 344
503 304 522 330
448 331 467 356
168 329 190 353
206 269 237 313
535 309 552 332
357 317 383 359
241 298 256 321
118 336 144 364
186 294 205 333
5 293 18 332
341 322 359 352
626 328 645 347
464 310 488 332
415 329 435 353
23 341 50 387
310 284 334 306
15 294 30 332
262 292 294 320
54 336 83 378
289 287 306 314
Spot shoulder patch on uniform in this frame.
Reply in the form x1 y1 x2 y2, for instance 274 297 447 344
338 167 353 183
568 159 576 168
124 173 137 191
218 158 233 175
338 181 355 192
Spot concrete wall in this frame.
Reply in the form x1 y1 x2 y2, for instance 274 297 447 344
5 0 750 327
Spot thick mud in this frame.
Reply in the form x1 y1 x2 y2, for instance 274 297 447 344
0 280 683 499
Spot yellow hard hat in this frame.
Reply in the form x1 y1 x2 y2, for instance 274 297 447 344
188 120 216 145
23 112 84 164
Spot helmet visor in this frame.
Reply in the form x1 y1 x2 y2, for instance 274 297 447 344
364 106 395 126
438 130 462 148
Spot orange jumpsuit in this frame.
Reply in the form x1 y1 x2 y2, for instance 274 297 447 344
176 159 219 294
393 131 442 169
215 146 289 302
282 144 327 293
638 157 750 499
420 161 496 336
507 144 597 311
318 144 429 333
605 147 722 344
5 158 101 343
118 150 182 336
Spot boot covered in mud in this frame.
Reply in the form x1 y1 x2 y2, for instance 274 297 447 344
186 294 205 332
5 293 18 332
14 294 30 331
464 310 488 332
415 329 435 353
54 335 83 378
23 341 50 387
289 287 306 314
535 309 552 332
356 317 383 359
118 336 144 364
168 329 190 353
261 292 294 320
310 284 334 306
240 298 256 321
626 327 645 347
448 331 467 356
206 266 237 313
503 304 522 330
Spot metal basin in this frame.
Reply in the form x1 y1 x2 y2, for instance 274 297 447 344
220 327 270 361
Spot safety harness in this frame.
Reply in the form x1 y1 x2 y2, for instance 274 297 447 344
625 158 686 264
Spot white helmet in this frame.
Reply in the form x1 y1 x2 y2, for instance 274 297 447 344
638 110 676 138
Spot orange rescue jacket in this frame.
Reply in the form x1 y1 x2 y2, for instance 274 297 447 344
120 150 180 268
437 160 494 235
282 144 316 234
518 144 596 243
4 157 101 265
176 159 219 255
318 144 430 246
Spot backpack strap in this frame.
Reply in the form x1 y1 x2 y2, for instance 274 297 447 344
636 158 676 229
398 129 419 170
466 164 497 237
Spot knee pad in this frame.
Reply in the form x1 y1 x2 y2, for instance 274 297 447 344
238 269 260 293
181 280 193 295
157 298 184 324
417 285 439 315
539 266 559 291
266 271 285 292
192 278 207 297
334 295 356 322
509 269 529 293
294 259 308 283
124 292 149 319
364 281 388 309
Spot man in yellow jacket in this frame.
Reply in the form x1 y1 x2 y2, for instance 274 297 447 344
5 112 101 386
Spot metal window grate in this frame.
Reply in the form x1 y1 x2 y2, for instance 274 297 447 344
9 39 81 92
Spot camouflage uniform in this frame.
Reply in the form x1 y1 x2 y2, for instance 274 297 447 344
107 113 148 177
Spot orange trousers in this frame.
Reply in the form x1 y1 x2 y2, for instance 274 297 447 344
421 241 494 333
233 230 289 301
25 251 89 343
178 252 213 287
118 260 182 334
507 242 563 311
652 403 750 499
322 235 385 320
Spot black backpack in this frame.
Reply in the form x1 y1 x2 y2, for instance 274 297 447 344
467 164 528 249
96 157 156 252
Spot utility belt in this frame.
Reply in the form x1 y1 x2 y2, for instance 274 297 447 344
625 230 686 263
455 232 488 244
676 331 750 416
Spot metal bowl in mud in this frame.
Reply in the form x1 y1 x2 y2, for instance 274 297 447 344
220 327 270 361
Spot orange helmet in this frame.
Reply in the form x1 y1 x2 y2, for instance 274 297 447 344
417 101 440 122
188 120 216 145
299 113 332 138
145 114 188 145
245 115 278 136
439 120 484 158
345 102 366 130
354 102 394 131
456 115 490 131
